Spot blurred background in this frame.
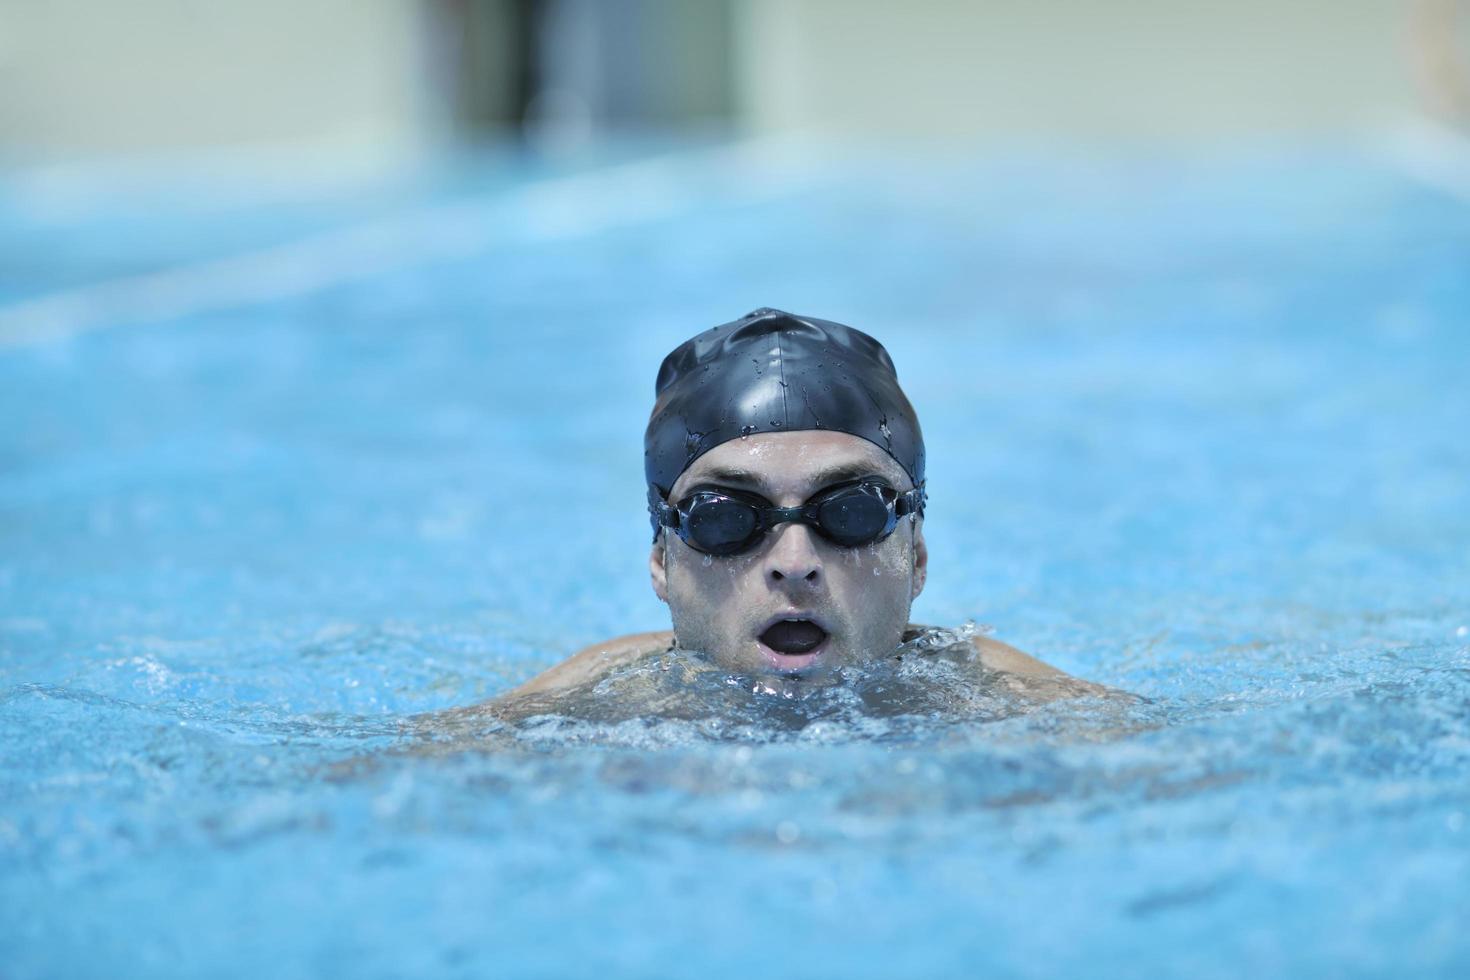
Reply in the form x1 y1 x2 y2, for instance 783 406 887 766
5 5 1470 979
2 0 1468 164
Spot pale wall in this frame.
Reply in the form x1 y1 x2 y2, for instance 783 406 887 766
0 0 442 160
734 0 1426 142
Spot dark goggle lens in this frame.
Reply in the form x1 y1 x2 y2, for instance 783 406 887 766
673 483 904 555
815 487 892 545
684 496 759 553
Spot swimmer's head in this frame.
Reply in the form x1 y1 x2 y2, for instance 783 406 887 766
644 308 925 509
645 309 928 678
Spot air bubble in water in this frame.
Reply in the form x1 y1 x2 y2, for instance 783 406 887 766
702 554 714 567
873 567 881 575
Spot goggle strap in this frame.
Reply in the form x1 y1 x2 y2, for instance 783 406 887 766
648 485 679 542
895 483 926 518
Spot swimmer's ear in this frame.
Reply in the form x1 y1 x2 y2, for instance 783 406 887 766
910 521 928 600
650 531 670 603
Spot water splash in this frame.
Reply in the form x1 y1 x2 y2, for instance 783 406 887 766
441 624 1135 749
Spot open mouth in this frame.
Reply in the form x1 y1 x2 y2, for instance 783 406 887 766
757 618 831 672
759 619 828 654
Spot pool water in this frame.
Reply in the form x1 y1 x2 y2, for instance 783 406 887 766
2 139 1468 977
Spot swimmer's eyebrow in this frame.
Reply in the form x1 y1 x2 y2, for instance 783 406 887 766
692 466 764 488
694 462 893 494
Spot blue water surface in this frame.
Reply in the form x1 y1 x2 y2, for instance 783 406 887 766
2 139 1468 978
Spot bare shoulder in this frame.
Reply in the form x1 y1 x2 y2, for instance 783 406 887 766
905 623 1111 698
972 634 1115 697
416 630 676 736
970 634 1071 679
501 630 676 699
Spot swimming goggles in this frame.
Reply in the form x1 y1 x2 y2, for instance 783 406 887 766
649 480 926 556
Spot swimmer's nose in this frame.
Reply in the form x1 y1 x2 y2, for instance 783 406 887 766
765 522 822 585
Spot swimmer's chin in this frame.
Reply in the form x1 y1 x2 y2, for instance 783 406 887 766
752 637 844 679
676 638 842 680
756 638 823 674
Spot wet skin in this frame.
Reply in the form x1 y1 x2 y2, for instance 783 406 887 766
653 430 925 678
457 431 1102 716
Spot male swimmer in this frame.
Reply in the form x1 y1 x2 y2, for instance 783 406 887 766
478 308 1103 714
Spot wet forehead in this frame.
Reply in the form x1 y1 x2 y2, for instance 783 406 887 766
670 431 909 501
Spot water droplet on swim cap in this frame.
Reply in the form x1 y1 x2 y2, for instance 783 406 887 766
644 309 925 501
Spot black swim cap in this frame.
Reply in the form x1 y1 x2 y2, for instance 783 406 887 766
644 308 925 526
